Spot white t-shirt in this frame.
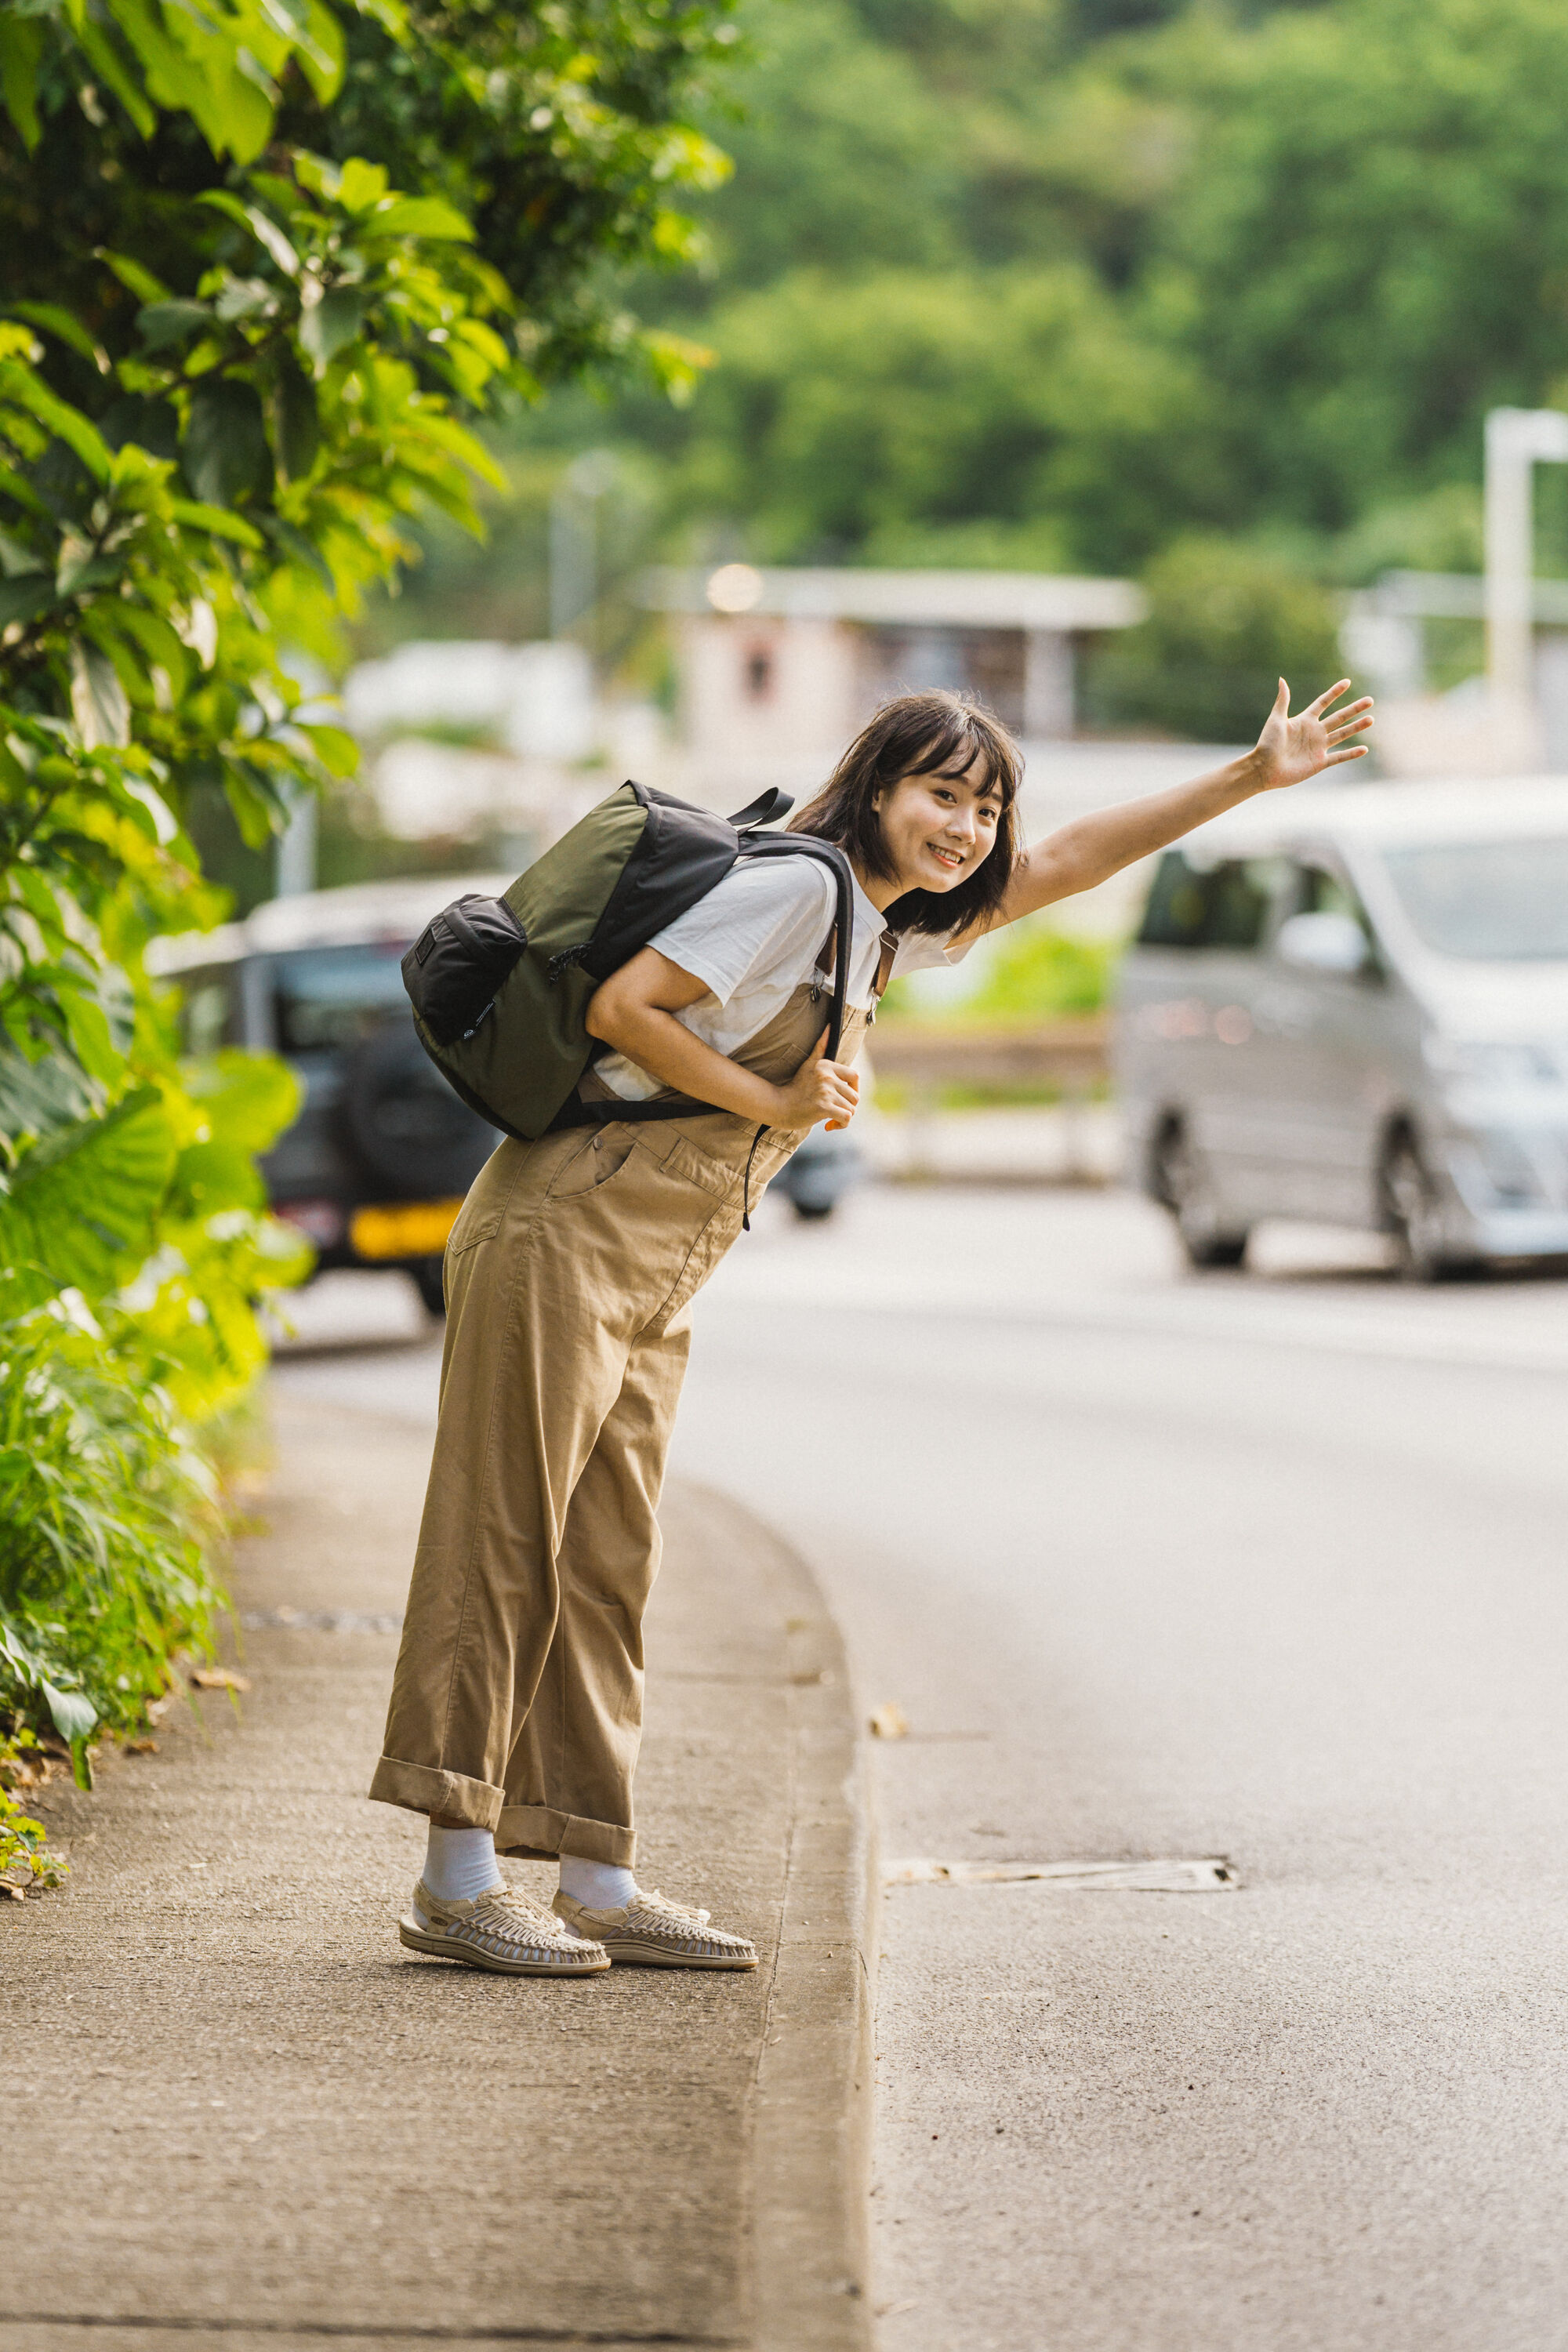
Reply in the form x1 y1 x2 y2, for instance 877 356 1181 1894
594 855 973 1102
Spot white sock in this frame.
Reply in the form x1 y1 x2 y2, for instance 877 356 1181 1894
558 1855 637 1912
422 1823 500 1904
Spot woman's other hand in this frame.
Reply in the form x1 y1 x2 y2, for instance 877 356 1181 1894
773 1029 860 1130
1253 677 1374 791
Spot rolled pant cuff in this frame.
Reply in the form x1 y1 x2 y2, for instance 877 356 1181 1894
497 1802 635 1867
368 1755 505 1829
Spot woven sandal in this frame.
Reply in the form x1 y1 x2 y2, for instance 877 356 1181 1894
400 1879 609 1976
552 1886 758 1970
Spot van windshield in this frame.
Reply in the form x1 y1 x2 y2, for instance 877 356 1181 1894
274 943 411 1052
1381 837 1568 962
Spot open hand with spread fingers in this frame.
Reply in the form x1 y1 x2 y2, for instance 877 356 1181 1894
1253 677 1374 792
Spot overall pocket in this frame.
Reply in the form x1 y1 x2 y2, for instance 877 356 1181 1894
545 1128 641 1201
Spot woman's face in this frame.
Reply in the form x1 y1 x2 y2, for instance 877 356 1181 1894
873 752 1004 898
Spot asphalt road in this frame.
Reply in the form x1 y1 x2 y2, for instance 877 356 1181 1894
274 1184 1568 2352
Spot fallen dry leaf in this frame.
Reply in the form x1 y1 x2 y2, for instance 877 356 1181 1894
869 1703 909 1740
124 1739 159 1755
2 1881 27 1901
190 1668 250 1692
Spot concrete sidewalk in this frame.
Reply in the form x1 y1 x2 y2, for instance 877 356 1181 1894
2 1393 875 2352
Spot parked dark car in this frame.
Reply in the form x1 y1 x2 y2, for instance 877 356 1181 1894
150 880 508 1312
150 878 859 1311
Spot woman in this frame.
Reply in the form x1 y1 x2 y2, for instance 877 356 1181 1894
370 674 1372 1976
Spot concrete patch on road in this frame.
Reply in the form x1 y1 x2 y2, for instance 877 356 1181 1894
884 1857 1237 1891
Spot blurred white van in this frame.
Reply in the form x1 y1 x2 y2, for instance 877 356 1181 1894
1114 778 1568 1278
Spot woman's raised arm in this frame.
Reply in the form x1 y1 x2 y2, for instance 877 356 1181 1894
981 678 1374 932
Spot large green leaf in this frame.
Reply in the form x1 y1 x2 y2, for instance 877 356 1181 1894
181 379 273 508
0 1089 176 1304
97 392 180 463
300 286 370 368
7 303 107 370
272 357 320 484
68 641 132 750
371 197 474 242
0 1044 100 1163
0 573 53 628
0 361 111 481
0 12 44 150
170 1051 301 1221
182 1048 303 1159
136 299 216 352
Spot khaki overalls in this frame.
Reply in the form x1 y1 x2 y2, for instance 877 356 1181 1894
370 960 880 1866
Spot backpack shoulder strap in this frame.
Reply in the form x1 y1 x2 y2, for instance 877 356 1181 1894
735 834 855 1060
547 833 858 1131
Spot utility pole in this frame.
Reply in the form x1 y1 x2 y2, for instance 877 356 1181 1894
549 448 619 649
1484 406 1568 717
274 786 317 898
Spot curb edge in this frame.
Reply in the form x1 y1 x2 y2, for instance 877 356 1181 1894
734 1504 877 2352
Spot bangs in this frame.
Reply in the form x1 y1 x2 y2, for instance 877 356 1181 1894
787 688 1025 938
906 712 1018 808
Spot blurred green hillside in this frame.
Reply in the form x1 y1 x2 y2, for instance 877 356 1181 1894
376 0 1568 736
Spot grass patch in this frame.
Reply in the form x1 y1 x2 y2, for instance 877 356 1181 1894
880 922 1120 1028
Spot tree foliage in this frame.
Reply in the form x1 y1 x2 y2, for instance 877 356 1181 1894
561 0 1568 609
1086 535 1342 741
0 0 736 1751
1147 0 1568 529
669 263 1207 570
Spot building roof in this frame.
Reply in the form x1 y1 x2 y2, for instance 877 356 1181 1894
641 565 1147 632
1358 568 1568 622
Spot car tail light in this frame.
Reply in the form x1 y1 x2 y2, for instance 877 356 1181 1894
274 1198 346 1248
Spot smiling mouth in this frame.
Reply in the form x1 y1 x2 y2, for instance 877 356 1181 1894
927 844 965 869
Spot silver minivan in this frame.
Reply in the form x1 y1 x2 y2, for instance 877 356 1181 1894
1114 778 1568 1277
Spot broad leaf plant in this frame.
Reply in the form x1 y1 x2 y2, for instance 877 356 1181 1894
0 0 734 1809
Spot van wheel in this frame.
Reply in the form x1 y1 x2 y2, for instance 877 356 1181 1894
1153 1123 1249 1270
1379 1134 1453 1283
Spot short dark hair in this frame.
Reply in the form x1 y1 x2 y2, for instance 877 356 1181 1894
788 690 1023 936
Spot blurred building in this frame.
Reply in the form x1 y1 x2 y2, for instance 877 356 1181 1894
339 638 622 862
641 564 1147 793
332 583 1226 956
1342 569 1568 776
343 639 596 760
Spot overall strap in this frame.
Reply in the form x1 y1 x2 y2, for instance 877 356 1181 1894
818 923 899 1011
733 833 855 1059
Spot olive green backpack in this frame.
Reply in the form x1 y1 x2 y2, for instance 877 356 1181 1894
401 779 853 1141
